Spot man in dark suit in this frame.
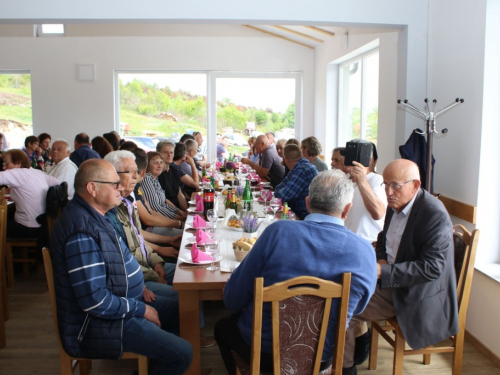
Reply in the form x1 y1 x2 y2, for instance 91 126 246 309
342 159 458 375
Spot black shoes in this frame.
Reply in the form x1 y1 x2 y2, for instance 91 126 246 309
354 330 371 365
342 365 357 375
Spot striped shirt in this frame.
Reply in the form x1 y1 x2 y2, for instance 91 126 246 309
65 226 146 319
141 173 178 219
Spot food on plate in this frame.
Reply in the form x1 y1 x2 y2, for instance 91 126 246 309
228 219 241 228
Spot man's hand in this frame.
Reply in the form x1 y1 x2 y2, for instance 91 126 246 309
240 158 250 165
348 161 368 185
155 246 179 259
186 155 196 165
175 210 187 221
167 234 182 247
144 305 161 327
143 286 157 303
377 259 389 279
154 263 166 281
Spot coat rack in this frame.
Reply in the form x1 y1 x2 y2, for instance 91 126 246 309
397 98 465 192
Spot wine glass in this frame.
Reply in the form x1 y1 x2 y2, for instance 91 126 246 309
205 237 219 271
260 189 270 208
270 197 280 221
206 209 218 230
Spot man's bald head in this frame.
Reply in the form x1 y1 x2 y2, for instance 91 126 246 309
383 159 421 212
255 135 270 153
74 159 115 195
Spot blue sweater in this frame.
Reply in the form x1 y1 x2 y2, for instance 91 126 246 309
224 213 377 361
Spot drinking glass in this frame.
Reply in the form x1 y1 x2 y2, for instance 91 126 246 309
270 197 280 220
260 189 270 208
205 237 219 271
206 209 218 230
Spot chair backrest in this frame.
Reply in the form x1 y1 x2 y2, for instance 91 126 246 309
452 225 479 324
42 248 65 348
251 274 351 375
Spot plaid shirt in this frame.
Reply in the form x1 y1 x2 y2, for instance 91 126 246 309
274 158 318 220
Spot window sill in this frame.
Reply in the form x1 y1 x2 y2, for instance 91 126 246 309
475 263 500 284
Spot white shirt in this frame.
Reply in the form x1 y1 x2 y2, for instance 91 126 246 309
0 168 60 228
47 157 78 199
385 193 417 264
345 172 387 242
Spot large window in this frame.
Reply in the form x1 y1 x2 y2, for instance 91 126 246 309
338 50 379 146
0 72 33 149
116 72 300 158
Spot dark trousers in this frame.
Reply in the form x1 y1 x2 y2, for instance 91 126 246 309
7 220 41 239
214 313 332 375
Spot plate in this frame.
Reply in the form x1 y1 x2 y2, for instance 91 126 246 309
179 254 223 265
184 223 210 230
185 237 213 246
188 207 203 213
188 200 197 204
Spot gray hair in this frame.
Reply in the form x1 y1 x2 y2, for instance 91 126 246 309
308 169 354 215
156 140 175 152
348 138 373 159
104 150 136 171
52 138 71 151
185 139 198 153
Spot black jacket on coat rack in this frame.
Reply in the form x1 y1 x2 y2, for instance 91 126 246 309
399 129 435 193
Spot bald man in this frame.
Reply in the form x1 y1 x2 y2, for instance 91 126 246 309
342 159 458 375
241 134 285 187
50 159 192 375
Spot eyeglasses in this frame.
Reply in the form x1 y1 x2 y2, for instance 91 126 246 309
92 180 121 189
117 169 139 176
151 160 164 165
382 180 415 190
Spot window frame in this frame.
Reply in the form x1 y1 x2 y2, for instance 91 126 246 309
337 48 379 146
35 24 66 37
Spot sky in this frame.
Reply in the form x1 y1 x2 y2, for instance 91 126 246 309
119 73 295 113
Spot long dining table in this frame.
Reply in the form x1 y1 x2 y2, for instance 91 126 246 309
172 191 270 375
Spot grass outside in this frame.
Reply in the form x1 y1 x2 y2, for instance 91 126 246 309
0 104 33 125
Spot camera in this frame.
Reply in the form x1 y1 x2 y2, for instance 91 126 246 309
344 141 372 167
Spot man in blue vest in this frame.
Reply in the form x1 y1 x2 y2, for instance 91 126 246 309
50 159 192 375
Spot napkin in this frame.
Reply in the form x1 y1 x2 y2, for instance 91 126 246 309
196 194 204 212
191 244 212 263
193 214 207 228
196 229 211 244
258 195 272 202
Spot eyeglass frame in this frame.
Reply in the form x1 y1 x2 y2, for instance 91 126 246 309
117 169 139 176
91 180 121 189
381 180 415 191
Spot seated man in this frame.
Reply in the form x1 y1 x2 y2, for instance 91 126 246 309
193 131 207 164
70 132 101 167
331 146 346 172
104 150 179 281
342 159 458 375
50 159 192 375
274 144 318 220
241 135 285 188
301 136 329 172
217 135 230 162
214 169 377 375
48 139 78 199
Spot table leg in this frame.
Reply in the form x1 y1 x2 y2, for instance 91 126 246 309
179 290 201 375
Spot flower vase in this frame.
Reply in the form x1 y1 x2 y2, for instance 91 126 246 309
243 231 258 240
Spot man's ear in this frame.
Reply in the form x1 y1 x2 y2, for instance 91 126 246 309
341 202 352 220
140 169 146 178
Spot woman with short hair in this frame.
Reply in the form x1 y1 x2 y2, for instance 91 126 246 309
301 136 328 172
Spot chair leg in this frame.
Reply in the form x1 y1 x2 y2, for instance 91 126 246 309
392 327 405 375
137 355 149 375
5 244 14 288
1 273 8 321
60 353 74 375
0 308 5 348
423 353 431 365
452 333 465 375
21 247 29 278
368 322 379 370
79 359 91 375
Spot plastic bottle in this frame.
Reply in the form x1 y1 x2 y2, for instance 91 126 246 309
37 155 45 171
203 182 215 219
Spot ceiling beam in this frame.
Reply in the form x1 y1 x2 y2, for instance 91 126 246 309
303 26 335 37
244 25 314 49
271 25 323 43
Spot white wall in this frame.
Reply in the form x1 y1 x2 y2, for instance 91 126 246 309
314 28 399 171
0 34 315 144
428 0 500 359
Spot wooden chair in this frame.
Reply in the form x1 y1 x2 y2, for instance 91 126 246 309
0 195 8 348
368 224 479 375
233 274 352 375
42 248 148 375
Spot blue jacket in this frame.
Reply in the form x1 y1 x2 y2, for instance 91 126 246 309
69 145 101 167
50 194 135 359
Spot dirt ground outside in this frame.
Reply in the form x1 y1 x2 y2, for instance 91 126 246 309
0 119 32 150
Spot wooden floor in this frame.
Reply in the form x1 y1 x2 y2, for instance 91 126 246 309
1 270 499 375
